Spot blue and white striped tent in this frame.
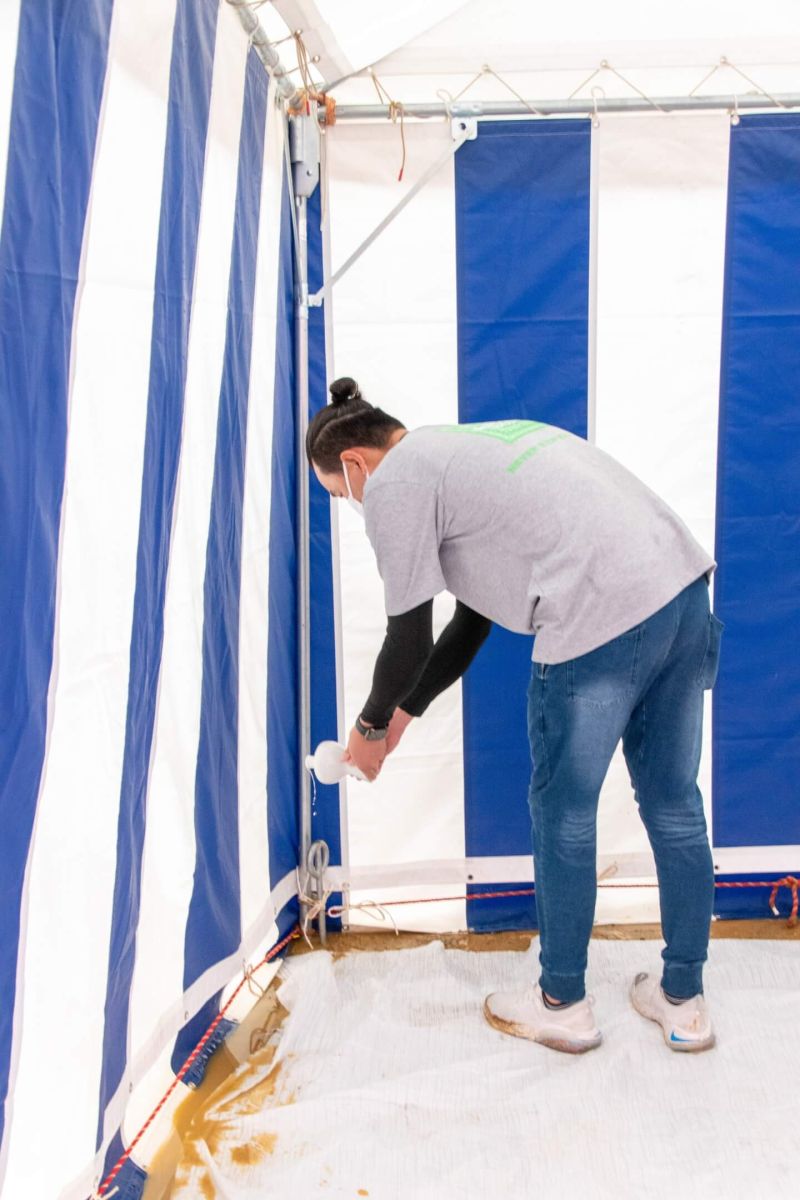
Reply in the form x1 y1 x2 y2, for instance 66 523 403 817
1 1 798 1195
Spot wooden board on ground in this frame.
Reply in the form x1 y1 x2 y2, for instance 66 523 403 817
289 919 800 958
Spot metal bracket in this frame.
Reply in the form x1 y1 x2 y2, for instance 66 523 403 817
451 116 478 141
288 113 320 199
308 127 472 307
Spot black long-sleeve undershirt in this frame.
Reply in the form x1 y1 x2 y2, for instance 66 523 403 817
360 599 492 727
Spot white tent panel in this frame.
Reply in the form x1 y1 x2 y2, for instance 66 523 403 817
0 0 178 1192
126 0 249 1075
327 122 467 932
0 1 21 206
238 92 285 955
593 112 730 923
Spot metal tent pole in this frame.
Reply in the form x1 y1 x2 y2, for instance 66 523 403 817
295 190 312 935
328 93 800 122
289 115 324 943
227 0 329 944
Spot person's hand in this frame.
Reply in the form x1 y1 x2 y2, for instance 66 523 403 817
385 707 414 755
344 725 387 782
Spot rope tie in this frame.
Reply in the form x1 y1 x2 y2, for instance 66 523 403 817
311 877 800 928
297 884 332 947
770 876 798 925
370 70 407 180
437 64 544 117
689 55 789 113
569 60 666 114
284 30 335 123
297 840 333 948
327 899 400 934
244 962 266 999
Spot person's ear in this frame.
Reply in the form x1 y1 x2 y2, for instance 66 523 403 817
341 450 366 472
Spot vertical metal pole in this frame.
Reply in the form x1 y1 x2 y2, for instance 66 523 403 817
290 111 324 945
587 119 600 446
319 129 351 931
295 192 314 939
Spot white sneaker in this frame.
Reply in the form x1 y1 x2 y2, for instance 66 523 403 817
630 972 716 1052
483 985 602 1054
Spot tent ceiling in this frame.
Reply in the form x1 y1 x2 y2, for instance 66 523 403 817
264 0 800 111
272 0 468 85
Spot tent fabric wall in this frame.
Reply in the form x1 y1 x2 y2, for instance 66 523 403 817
1 0 799 1193
326 122 469 933
455 120 591 932
0 3 301 1196
714 114 800 848
323 114 800 933
0 0 113 1166
307 180 346 923
591 112 730 923
711 113 800 917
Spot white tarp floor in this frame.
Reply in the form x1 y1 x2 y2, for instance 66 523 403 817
170 938 798 1198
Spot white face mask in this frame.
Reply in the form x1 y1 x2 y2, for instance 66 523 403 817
342 458 369 518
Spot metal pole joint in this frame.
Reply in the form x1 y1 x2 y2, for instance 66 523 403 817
289 113 321 199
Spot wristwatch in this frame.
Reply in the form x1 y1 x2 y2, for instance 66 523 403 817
355 714 389 741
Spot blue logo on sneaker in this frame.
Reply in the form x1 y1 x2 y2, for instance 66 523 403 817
669 1031 694 1043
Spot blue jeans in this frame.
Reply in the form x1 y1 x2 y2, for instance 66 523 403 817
527 575 724 1003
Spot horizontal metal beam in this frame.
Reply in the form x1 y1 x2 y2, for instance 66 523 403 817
329 92 800 122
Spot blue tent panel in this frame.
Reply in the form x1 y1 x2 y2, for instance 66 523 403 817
713 115 800 862
454 119 591 931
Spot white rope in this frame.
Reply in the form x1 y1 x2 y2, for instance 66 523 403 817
480 65 544 117
244 962 267 999
327 899 400 935
569 60 666 114
689 55 789 111
437 64 545 117
296 851 334 948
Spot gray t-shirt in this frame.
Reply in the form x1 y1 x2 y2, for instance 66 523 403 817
362 419 716 664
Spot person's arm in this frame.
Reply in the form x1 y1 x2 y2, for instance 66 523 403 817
359 599 492 728
399 600 491 717
359 600 435 727
349 598 492 775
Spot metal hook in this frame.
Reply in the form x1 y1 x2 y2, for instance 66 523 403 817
590 84 605 129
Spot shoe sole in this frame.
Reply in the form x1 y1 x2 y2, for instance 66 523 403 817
630 985 716 1053
482 998 602 1054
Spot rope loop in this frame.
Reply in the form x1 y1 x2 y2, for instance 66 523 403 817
768 875 798 926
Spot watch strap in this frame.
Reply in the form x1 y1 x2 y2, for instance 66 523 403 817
355 713 388 740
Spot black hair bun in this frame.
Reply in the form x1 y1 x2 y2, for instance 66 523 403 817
329 376 361 406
